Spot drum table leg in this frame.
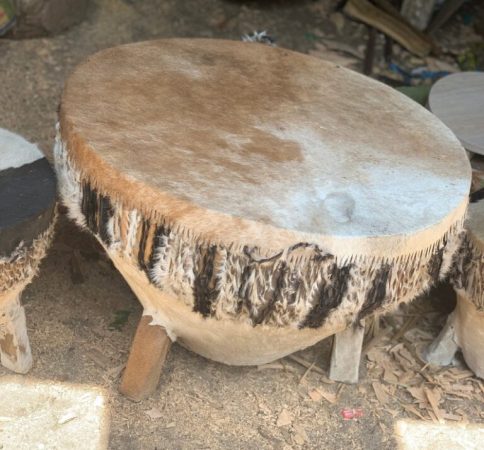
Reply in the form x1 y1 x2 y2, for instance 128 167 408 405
329 321 365 383
423 311 459 366
0 294 33 374
424 294 484 378
120 314 172 401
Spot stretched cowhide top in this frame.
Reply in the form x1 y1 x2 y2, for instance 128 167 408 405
59 39 471 257
0 129 56 256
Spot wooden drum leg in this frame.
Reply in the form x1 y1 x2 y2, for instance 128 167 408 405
329 322 365 383
0 294 33 374
423 311 459 366
120 314 171 401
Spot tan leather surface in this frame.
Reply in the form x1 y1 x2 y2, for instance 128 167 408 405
59 38 470 255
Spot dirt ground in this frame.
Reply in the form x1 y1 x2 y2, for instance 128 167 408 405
1 0 483 449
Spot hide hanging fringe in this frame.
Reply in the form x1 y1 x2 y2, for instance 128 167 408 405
0 214 56 294
449 232 484 311
55 136 467 329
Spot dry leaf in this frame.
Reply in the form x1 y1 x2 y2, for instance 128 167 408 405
58 411 77 425
366 347 384 363
292 424 308 445
398 370 420 386
443 413 462 421
372 382 389 405
318 388 338 404
427 409 439 424
424 387 445 423
145 407 163 420
383 368 398 384
449 384 474 392
402 403 427 421
258 402 271 416
308 389 322 402
407 386 426 404
276 409 293 427
447 368 474 380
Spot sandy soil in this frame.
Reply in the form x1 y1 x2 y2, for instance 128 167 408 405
0 1 483 449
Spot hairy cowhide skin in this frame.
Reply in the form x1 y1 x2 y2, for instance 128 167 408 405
0 129 57 294
55 136 467 330
448 192 484 312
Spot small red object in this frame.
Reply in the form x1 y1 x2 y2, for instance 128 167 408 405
341 407 363 420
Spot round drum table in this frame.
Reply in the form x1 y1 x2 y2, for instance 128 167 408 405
0 129 56 374
55 39 471 400
425 195 484 379
429 72 484 156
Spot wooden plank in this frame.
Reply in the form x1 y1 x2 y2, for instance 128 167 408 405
344 0 434 56
119 314 171 401
329 323 365 384
422 311 458 366
0 294 33 374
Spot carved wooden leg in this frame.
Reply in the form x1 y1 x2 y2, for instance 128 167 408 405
120 314 171 401
0 294 33 374
329 322 365 383
423 311 459 366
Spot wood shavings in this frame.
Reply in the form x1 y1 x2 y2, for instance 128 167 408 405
287 355 334 384
276 409 293 427
318 388 338 405
58 411 77 425
308 389 322 402
372 382 389 405
424 387 445 423
401 403 428 421
145 407 163 421
86 348 111 369
292 424 308 445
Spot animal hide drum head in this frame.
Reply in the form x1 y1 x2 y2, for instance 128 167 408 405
0 129 56 256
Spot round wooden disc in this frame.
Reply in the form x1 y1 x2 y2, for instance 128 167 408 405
0 129 56 256
60 39 470 256
429 72 484 155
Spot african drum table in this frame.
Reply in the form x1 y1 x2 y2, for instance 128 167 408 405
429 72 484 156
55 39 471 400
424 194 484 379
0 129 56 373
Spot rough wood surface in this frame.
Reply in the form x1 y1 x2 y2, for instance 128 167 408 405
119 315 171 401
0 294 32 374
344 0 434 56
453 294 484 379
329 323 365 383
423 311 458 366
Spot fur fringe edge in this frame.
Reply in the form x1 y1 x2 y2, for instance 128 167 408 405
0 211 57 295
55 134 467 329
449 233 484 311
